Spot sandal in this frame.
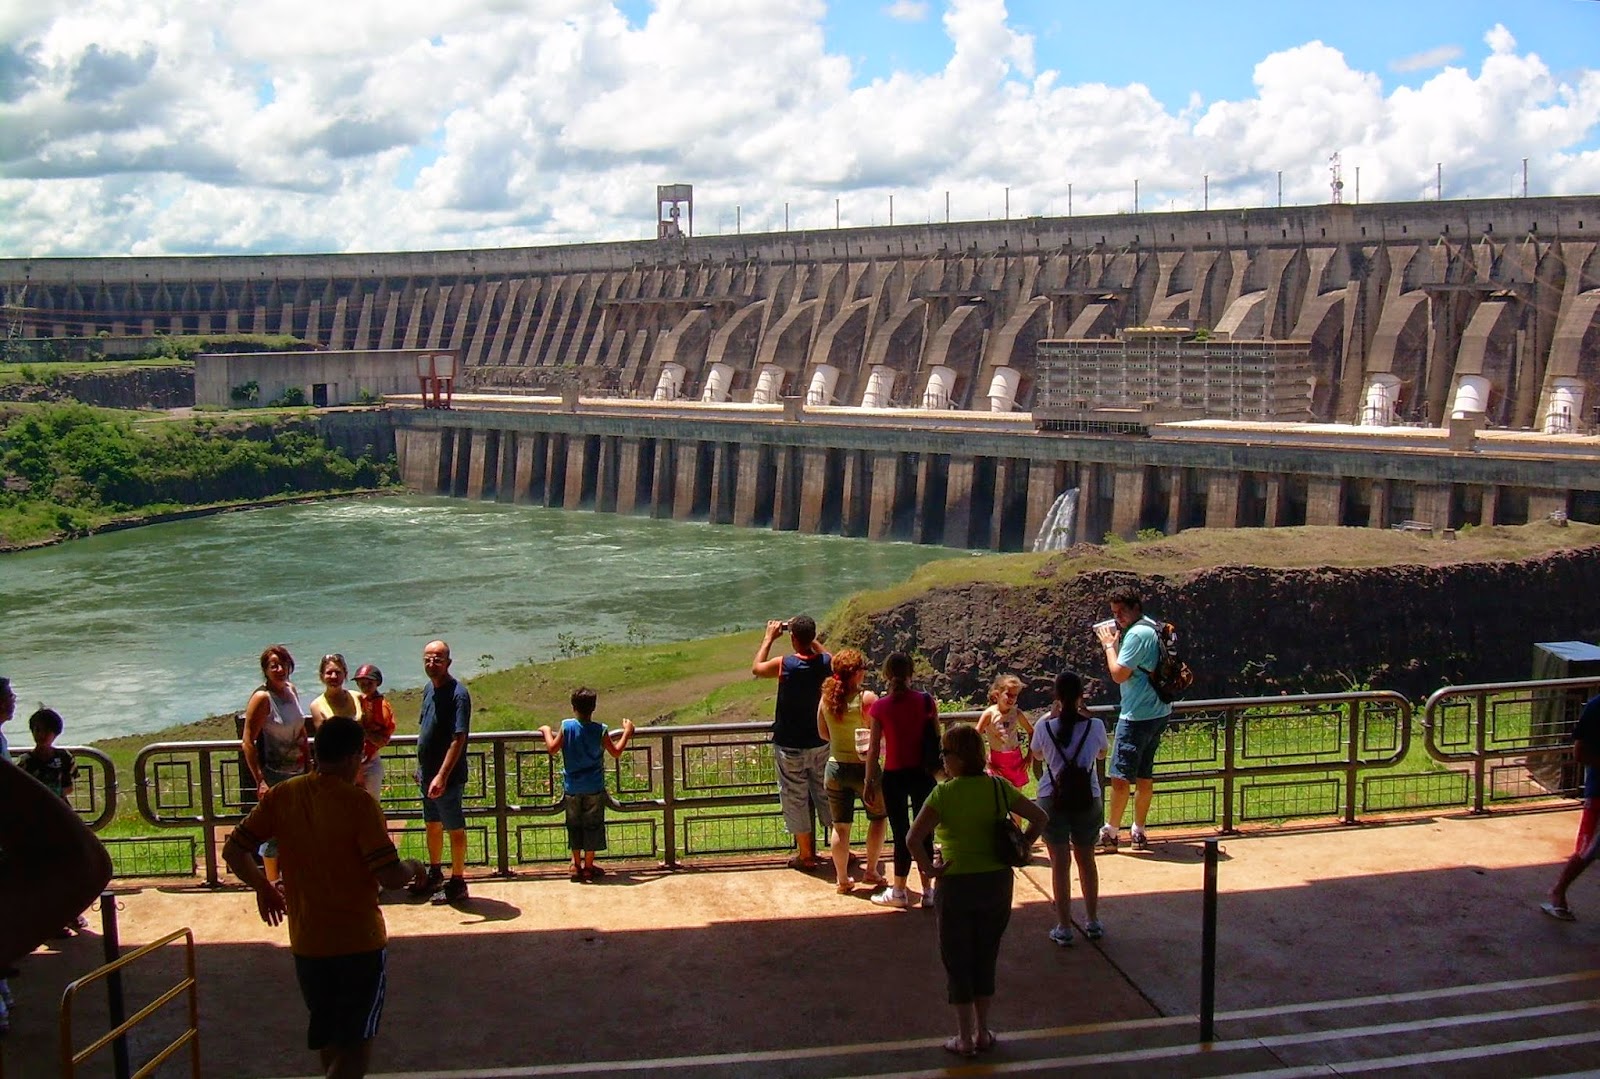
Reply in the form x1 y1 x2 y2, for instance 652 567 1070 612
785 854 822 870
859 871 887 887
586 865 606 879
976 1029 998 1052
835 879 855 895
1542 901 1577 922
943 1035 976 1058
569 868 585 883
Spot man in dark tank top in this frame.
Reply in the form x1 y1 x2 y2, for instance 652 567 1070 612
753 615 833 868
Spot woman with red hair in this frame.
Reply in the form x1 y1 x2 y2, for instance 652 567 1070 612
816 648 888 894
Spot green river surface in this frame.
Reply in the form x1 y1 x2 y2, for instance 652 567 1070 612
0 495 966 743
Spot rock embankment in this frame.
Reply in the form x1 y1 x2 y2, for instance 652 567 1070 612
855 544 1600 708
0 366 193 409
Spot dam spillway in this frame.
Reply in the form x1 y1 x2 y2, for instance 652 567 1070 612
6 194 1600 548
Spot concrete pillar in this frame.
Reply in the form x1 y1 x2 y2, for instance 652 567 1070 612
673 441 700 521
615 439 641 515
564 435 591 510
542 434 566 508
914 454 942 544
464 431 490 499
1166 468 1186 534
1073 462 1097 545
514 434 536 504
1528 489 1569 521
841 450 870 538
596 437 619 513
869 453 900 541
774 446 801 531
1369 479 1390 529
1263 474 1286 528
1205 472 1242 529
732 445 763 527
396 428 442 491
797 447 829 534
651 439 677 519
1481 485 1499 527
944 456 976 549
1304 477 1343 526
1110 466 1146 539
709 442 737 525
495 432 517 502
1410 483 1452 530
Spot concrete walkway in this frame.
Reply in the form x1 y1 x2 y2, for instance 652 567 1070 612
6 807 1599 1078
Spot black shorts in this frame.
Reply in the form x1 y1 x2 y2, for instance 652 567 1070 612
293 948 386 1051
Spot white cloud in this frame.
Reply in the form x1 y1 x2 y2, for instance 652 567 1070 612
0 2 1596 256
884 0 929 21
1390 44 1463 74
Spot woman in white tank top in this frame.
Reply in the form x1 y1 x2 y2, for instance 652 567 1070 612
241 644 306 884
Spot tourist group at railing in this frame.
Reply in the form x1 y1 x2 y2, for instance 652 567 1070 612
6 581 1600 1069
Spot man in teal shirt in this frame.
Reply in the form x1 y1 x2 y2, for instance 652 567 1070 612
1094 586 1173 853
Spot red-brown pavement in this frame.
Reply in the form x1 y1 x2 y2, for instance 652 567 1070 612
6 807 1599 1078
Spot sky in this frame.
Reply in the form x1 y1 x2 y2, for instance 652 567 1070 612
1 0 1598 258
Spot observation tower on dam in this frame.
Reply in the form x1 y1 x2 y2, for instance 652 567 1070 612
4 192 1599 549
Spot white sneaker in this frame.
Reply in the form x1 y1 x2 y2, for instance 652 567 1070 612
1096 826 1119 854
871 887 909 909
1049 924 1074 947
920 886 935 909
1130 827 1149 851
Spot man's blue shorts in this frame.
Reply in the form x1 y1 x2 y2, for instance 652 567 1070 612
420 782 467 830
1108 717 1169 782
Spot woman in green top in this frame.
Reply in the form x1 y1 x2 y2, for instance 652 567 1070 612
908 722 1047 1058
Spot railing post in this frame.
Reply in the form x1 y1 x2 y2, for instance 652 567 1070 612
493 739 511 877
1199 837 1219 1044
1472 690 1489 813
661 731 678 869
98 890 132 1079
1343 697 1361 825
197 748 220 887
1220 708 1237 834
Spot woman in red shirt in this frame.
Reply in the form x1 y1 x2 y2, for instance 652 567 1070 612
864 652 941 909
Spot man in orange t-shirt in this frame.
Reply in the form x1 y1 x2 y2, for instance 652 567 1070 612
225 717 426 1079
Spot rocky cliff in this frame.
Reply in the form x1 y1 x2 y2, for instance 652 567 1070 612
853 541 1600 710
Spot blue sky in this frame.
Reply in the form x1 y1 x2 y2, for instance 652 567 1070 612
823 0 1600 107
1 0 1597 256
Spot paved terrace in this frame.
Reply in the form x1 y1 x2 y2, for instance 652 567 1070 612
6 809 1599 1078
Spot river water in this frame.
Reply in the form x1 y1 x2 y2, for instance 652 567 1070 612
0 496 965 743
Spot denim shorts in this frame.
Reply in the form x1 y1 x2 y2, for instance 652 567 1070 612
1038 793 1104 849
1108 717 1168 782
420 782 467 830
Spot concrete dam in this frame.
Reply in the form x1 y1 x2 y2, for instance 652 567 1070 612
5 195 1600 548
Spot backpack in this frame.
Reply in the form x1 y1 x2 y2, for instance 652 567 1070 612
1138 616 1194 704
1046 717 1094 813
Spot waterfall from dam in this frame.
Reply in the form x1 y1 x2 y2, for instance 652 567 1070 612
1031 489 1079 551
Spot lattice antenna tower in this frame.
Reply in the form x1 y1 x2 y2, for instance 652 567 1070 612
1329 152 1345 205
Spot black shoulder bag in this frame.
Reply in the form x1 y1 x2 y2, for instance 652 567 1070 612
992 777 1033 867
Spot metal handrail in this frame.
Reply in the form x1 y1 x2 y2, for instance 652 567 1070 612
129 687 1432 881
59 927 200 1079
1422 675 1600 813
4 746 118 830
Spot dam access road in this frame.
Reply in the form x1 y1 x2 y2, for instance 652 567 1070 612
7 808 1597 1077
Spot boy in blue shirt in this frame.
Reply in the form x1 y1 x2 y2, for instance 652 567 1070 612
539 688 635 882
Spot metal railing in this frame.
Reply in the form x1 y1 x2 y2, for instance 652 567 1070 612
59 925 200 1079
38 676 1590 883
1423 675 1600 813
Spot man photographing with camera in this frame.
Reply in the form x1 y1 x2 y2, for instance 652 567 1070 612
753 615 833 869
